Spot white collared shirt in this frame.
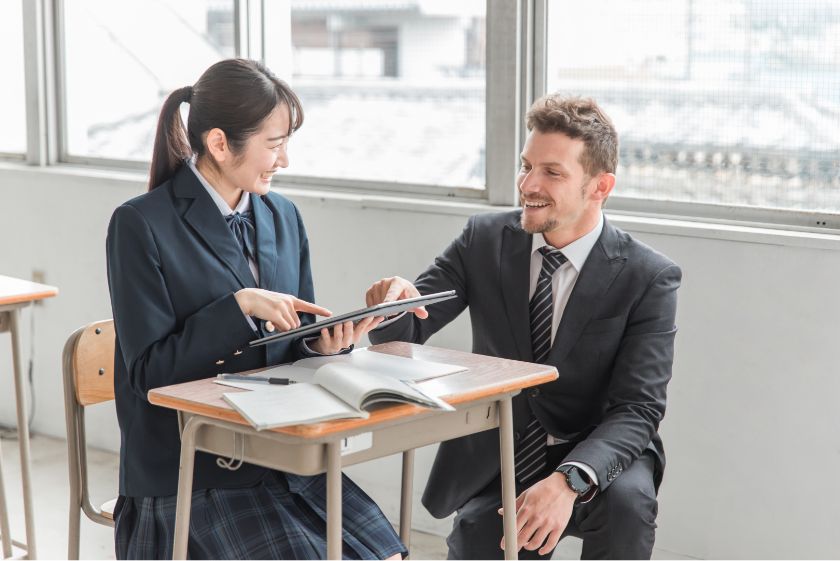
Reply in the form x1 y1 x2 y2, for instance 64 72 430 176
528 212 604 345
188 160 259 285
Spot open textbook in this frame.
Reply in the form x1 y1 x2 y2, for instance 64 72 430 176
219 349 460 430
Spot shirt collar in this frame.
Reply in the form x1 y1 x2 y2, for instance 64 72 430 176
530 212 605 272
187 159 251 216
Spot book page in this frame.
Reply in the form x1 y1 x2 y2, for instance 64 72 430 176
222 383 367 430
295 347 466 382
314 363 454 412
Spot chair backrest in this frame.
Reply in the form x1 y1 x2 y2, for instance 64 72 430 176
62 318 117 558
67 320 115 406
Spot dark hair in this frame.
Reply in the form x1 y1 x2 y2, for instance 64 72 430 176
526 94 618 177
148 58 304 190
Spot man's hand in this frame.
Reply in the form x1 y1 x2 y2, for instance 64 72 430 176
365 276 429 319
498 472 577 555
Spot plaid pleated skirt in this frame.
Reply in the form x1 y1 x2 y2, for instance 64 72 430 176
114 470 406 560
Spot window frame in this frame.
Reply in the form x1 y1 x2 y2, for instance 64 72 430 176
47 0 505 202
532 0 840 231
9 0 840 231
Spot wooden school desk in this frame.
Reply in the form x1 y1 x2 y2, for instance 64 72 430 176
148 342 558 560
0 275 59 559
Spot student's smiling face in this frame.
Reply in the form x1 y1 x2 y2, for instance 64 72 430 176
227 104 291 196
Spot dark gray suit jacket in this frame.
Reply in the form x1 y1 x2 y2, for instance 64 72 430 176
369 210 681 518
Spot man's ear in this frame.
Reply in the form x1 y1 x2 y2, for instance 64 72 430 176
593 172 616 204
204 128 229 164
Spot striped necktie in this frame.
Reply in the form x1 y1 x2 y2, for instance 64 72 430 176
515 245 567 484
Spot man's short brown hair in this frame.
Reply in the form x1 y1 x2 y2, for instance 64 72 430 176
526 94 618 177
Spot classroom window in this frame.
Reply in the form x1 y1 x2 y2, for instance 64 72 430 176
0 1 26 155
545 0 840 214
264 0 487 190
61 0 236 162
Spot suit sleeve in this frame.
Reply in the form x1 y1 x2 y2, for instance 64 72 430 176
107 203 255 399
369 216 474 345
562 263 682 491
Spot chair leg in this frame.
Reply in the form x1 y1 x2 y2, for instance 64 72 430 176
0 439 13 558
68 503 81 560
64 400 83 559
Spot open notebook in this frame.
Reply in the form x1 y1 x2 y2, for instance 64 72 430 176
218 349 460 430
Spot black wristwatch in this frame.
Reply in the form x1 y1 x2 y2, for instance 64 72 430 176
555 465 592 497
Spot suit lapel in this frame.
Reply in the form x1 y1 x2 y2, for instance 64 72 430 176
500 221 534 362
174 167 257 289
251 195 277 291
546 219 626 366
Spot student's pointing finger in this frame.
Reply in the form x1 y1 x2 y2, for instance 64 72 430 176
293 298 332 317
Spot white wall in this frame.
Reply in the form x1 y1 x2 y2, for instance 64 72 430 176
0 164 838 557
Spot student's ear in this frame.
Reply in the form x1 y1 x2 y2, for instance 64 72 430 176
204 128 230 164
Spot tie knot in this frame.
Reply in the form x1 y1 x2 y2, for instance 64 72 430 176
538 246 567 275
226 210 253 226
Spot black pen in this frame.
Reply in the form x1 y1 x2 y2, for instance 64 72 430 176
217 373 297 385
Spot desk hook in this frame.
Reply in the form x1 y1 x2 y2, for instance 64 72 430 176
216 432 244 471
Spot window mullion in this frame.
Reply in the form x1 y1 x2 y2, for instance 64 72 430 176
485 0 524 206
22 0 58 166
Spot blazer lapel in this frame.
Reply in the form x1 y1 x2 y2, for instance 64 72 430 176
546 219 626 366
251 195 277 291
500 221 534 362
173 168 257 289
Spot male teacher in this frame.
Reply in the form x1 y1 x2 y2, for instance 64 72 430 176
366 95 681 559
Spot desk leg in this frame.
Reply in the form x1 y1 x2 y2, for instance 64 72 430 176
326 442 342 560
9 309 36 559
499 397 518 561
0 432 12 558
172 417 200 560
399 449 414 557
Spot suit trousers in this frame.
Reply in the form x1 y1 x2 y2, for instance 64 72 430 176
445 445 658 560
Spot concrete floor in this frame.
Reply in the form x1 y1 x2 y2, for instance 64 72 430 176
0 432 677 560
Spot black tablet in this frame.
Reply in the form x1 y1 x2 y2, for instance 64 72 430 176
248 290 458 347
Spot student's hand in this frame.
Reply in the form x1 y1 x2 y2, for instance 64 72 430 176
309 316 384 355
497 472 577 555
365 276 429 319
234 288 331 332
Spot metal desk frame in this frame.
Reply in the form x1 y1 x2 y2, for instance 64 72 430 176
170 394 521 560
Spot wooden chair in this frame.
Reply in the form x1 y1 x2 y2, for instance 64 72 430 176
62 319 118 559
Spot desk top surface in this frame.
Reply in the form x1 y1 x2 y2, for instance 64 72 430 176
0 275 59 306
148 342 558 438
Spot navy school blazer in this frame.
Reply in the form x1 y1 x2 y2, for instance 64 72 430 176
107 165 316 497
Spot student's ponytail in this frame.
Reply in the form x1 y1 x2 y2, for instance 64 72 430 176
148 85 194 191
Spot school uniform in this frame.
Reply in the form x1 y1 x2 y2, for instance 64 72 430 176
106 163 405 559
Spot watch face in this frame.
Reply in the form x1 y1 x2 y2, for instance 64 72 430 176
562 467 591 495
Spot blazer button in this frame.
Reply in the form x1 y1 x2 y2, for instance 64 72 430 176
514 431 521 442
530 388 541 398
215 359 225 365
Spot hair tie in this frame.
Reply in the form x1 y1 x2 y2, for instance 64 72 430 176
184 86 194 103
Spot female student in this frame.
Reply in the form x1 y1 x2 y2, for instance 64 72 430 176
106 58 406 559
